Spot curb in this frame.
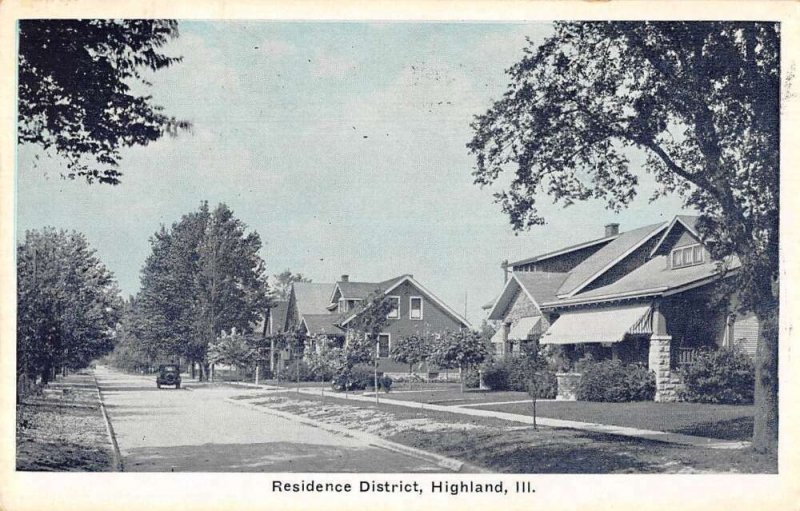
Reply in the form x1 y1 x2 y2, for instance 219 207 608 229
93 372 123 472
226 397 488 473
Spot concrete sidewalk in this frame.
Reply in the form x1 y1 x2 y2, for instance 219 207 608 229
293 387 750 450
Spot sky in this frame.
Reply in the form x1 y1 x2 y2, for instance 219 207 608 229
16 21 692 325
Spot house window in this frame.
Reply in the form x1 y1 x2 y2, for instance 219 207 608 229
671 244 704 269
387 296 400 319
377 333 390 358
410 296 423 320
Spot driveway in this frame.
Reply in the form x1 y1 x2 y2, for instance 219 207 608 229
94 366 443 472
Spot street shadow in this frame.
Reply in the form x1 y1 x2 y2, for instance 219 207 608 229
123 441 441 473
99 386 188 392
673 416 753 441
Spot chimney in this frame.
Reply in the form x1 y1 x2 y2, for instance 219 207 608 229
340 274 349 282
605 223 620 237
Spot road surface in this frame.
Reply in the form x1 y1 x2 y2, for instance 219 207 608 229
95 366 443 472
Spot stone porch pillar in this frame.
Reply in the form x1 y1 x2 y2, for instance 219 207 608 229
648 334 677 402
649 301 678 402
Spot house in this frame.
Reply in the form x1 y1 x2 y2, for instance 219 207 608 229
486 215 759 402
286 274 471 377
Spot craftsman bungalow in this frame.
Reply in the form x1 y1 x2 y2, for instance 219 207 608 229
284 274 471 376
486 215 759 401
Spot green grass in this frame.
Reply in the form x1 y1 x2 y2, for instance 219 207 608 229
378 388 530 405
474 401 754 440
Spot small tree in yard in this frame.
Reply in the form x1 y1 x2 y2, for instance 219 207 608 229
390 334 431 390
519 343 551 430
428 330 489 393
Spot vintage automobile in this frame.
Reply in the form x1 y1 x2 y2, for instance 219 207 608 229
156 364 182 389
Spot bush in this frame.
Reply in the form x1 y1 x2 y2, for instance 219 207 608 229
481 358 557 398
276 360 315 382
679 348 755 404
463 368 480 389
576 360 655 402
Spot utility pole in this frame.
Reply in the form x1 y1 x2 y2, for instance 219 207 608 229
374 339 379 405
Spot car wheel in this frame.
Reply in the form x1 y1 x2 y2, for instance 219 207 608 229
176 382 181 389
157 383 161 389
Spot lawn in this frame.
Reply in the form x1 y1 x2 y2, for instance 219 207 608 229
367 389 754 440
240 390 774 473
475 401 754 441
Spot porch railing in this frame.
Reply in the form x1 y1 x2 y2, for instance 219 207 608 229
675 347 700 368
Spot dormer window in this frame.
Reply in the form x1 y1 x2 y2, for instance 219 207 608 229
671 244 704 269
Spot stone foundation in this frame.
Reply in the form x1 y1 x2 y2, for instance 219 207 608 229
648 334 678 402
555 372 581 401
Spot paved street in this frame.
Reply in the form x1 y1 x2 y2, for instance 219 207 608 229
95 366 443 472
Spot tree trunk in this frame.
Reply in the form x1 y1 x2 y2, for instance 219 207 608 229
752 306 778 453
531 397 537 430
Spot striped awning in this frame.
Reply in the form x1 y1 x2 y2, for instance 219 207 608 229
541 304 652 345
508 316 543 341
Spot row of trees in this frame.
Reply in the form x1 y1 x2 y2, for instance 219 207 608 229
17 228 122 392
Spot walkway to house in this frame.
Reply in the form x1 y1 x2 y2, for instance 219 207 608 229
293 387 750 450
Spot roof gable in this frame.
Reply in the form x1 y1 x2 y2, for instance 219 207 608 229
292 282 336 317
556 222 668 298
649 215 702 257
339 275 471 329
487 272 568 320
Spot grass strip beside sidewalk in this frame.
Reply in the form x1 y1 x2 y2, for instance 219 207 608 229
16 371 114 471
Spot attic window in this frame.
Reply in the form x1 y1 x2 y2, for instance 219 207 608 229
671 244 704 269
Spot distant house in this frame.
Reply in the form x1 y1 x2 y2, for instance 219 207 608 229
486 215 759 402
286 274 471 376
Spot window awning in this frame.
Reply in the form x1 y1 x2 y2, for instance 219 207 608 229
541 304 652 345
508 316 543 341
490 326 506 344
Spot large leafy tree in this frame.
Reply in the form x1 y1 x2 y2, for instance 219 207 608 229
17 228 122 387
18 19 189 184
468 22 779 452
135 202 268 380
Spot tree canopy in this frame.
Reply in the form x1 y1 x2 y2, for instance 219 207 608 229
17 228 122 384
18 19 190 184
468 21 779 452
269 270 311 301
134 202 268 379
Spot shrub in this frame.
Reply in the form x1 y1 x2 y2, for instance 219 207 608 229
378 375 393 392
679 348 755 404
463 368 480 389
576 359 655 402
481 357 557 398
276 360 315 382
481 361 509 390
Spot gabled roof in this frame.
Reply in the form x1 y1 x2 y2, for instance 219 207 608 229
508 234 618 268
542 255 740 308
487 272 568 320
302 313 345 336
292 282 336 317
649 215 701 257
269 300 290 334
556 222 668 297
339 274 471 329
